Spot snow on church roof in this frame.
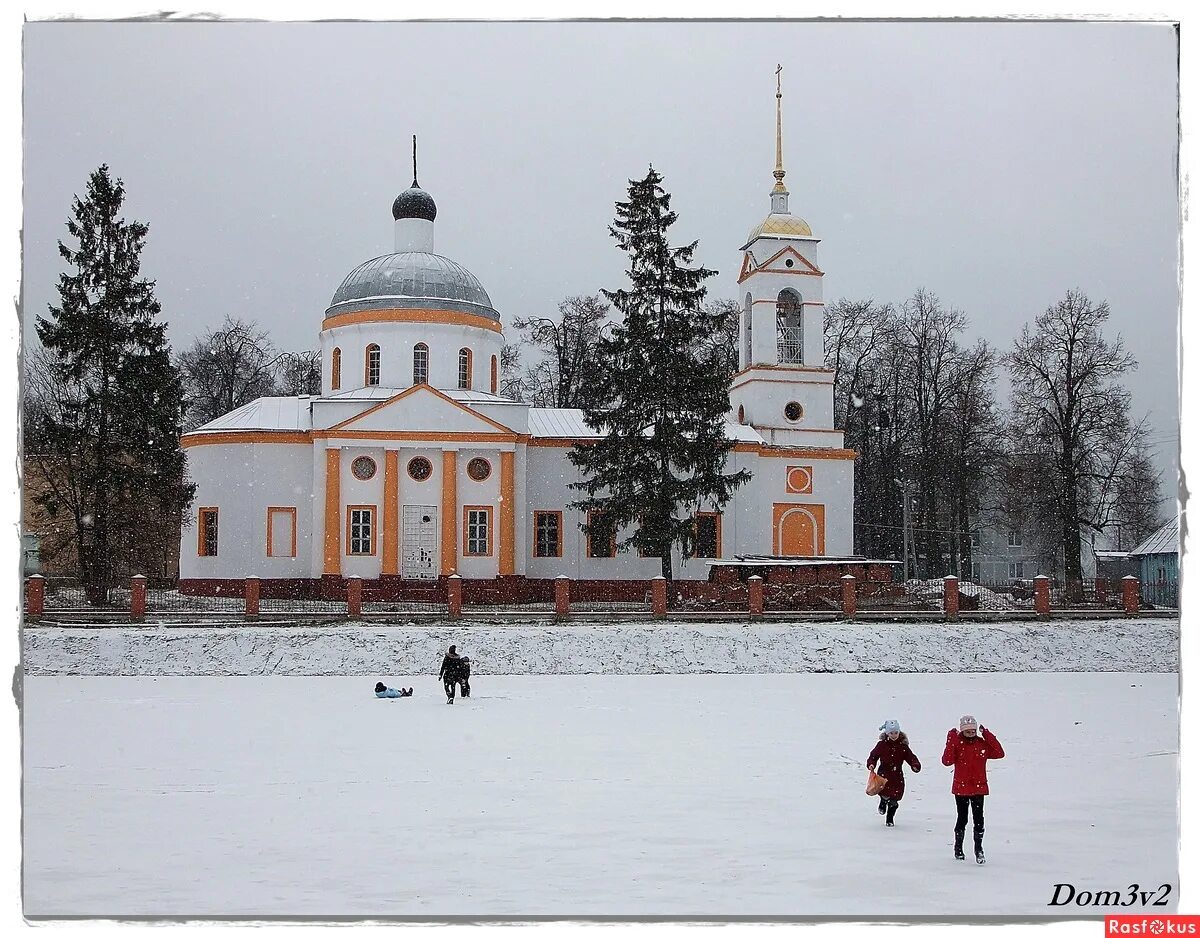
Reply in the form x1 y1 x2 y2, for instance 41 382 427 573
1129 515 1179 557
527 407 764 444
190 396 314 433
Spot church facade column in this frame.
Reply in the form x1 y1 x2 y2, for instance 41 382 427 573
382 449 400 575
441 449 458 576
323 447 342 576
499 450 515 576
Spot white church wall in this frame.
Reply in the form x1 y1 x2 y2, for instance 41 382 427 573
337 444 386 581
455 447 502 580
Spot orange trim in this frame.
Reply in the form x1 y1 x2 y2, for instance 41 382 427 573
441 450 458 575
773 502 827 556
365 344 381 386
315 430 520 443
490 355 498 394
786 465 815 494
586 509 616 559
732 362 834 378
462 504 494 557
323 308 504 334
197 507 218 557
325 382 516 434
182 431 311 448
499 451 515 574
323 449 341 575
533 510 563 559
738 253 755 280
382 450 399 575
747 445 857 460
527 437 595 447
332 347 342 391
730 377 834 390
738 245 823 283
266 506 298 558
346 504 378 556
694 511 722 559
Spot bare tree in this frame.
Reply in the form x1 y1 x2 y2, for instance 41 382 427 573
177 316 279 429
274 349 322 396
511 295 610 408
1003 290 1155 590
695 297 741 381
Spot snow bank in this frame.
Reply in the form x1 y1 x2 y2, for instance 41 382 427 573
23 617 1178 676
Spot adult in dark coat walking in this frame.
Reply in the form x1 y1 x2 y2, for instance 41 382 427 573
438 645 464 704
866 719 922 826
941 714 1005 862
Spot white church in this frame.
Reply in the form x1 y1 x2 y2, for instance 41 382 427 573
178 84 856 596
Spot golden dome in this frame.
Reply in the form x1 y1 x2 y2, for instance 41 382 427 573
747 213 813 241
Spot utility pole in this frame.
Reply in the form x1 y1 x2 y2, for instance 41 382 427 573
895 474 913 581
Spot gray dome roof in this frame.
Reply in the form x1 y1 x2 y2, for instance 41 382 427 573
325 252 499 321
392 183 437 222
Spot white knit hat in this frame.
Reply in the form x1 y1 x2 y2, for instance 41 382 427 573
959 714 978 730
880 719 901 733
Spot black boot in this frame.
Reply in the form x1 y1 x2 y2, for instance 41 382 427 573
954 829 965 860
885 800 897 827
878 796 887 815
974 830 985 864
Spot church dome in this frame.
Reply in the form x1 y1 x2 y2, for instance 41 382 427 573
325 252 499 321
748 212 813 241
392 183 437 222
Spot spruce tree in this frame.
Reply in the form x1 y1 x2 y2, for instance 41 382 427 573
569 166 750 580
35 165 193 603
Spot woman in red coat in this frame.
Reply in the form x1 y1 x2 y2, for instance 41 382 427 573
866 719 921 826
941 714 1005 863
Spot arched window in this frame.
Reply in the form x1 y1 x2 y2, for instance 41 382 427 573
331 347 342 391
413 343 428 385
743 293 753 368
365 344 381 386
490 355 498 394
776 290 804 364
458 348 472 390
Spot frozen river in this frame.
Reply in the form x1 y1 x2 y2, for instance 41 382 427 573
22 672 1178 918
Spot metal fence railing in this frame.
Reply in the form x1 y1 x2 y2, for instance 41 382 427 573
1141 581 1179 609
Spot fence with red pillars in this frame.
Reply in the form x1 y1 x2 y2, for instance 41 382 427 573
554 575 570 616
748 575 763 617
447 575 463 619
130 575 147 622
245 576 260 617
1122 576 1140 616
1034 575 1050 617
26 575 46 619
346 576 362 618
651 576 667 618
943 576 959 620
840 574 857 618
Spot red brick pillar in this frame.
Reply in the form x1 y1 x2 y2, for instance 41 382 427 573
26 575 45 619
943 575 960 620
841 574 857 618
130 574 147 623
1033 575 1050 618
447 574 463 619
554 575 571 616
651 576 667 618
748 575 763 618
346 576 362 619
1095 578 1108 604
1122 576 1140 616
245 576 260 617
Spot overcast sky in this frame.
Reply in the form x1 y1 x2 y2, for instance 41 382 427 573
21 20 1180 499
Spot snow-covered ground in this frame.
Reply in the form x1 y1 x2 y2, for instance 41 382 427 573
22 672 1177 918
22 617 1178 676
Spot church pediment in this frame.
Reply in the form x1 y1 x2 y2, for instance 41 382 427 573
322 384 517 438
738 245 823 283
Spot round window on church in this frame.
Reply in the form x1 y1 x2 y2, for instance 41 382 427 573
467 457 492 482
784 401 804 422
407 457 433 482
785 258 795 268
351 456 377 481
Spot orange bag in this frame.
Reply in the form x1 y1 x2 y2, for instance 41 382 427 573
865 769 888 796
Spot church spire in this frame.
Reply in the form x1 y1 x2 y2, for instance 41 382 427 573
771 65 790 214
412 134 419 187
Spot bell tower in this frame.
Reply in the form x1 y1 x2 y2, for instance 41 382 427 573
729 66 840 447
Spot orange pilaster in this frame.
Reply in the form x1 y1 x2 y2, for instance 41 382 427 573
748 575 763 617
1122 576 1140 616
441 450 458 575
499 451 515 575
1034 575 1051 617
130 575 147 623
943 575 959 620
245 577 260 617
323 448 342 576
841 574 857 618
383 450 400 576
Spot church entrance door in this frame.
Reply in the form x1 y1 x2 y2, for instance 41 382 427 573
773 503 826 556
402 505 438 579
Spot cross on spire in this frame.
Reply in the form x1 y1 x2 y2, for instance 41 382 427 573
412 134 419 187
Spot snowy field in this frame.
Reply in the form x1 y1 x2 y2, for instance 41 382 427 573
23 672 1178 918
22 617 1179 676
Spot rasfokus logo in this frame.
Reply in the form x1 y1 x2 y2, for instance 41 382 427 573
1107 917 1198 935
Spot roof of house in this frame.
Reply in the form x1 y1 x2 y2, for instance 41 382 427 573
1129 515 1179 557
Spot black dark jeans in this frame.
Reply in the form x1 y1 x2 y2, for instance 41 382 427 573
444 679 456 700
954 794 985 834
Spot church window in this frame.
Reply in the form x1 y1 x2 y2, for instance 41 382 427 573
464 506 492 556
587 510 616 559
365 345 381 386
491 355 498 394
784 401 803 422
776 289 804 364
534 511 562 558
407 456 433 482
413 343 429 385
331 348 342 391
737 404 746 424
785 258 795 268
351 455 377 481
467 457 491 482
743 294 753 368
458 348 472 390
198 507 219 557
347 506 376 556
1008 530 1023 547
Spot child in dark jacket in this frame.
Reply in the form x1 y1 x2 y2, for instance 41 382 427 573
867 719 922 827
